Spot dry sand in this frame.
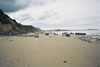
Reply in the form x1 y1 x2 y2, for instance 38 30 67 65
0 34 100 67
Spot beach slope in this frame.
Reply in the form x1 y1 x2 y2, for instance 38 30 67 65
0 35 100 67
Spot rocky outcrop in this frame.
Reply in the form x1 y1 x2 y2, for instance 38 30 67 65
0 9 41 35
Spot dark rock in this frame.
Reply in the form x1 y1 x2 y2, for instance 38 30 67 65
45 33 49 35
75 33 86 35
63 61 67 63
66 34 71 37
62 32 71 37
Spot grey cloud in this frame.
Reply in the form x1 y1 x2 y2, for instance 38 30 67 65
31 0 56 6
20 16 32 22
38 15 50 20
20 16 35 23
0 0 56 12
33 21 61 28
0 0 29 12
6 0 100 29
38 11 58 20
38 16 48 20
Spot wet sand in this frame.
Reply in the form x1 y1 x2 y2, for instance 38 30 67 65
0 35 100 67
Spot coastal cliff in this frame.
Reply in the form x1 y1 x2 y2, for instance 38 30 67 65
0 10 41 35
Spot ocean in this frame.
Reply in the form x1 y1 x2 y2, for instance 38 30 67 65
51 30 100 44
52 29 100 35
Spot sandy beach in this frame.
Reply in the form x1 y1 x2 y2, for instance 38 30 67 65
0 34 100 67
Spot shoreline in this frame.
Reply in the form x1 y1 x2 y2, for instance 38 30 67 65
0 32 100 45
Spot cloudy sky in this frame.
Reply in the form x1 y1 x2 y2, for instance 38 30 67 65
0 0 100 29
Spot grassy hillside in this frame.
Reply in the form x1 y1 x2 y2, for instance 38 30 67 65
0 9 41 35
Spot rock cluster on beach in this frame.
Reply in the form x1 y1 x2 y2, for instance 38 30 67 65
0 9 41 35
76 35 100 44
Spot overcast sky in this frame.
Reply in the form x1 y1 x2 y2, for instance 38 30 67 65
0 0 100 29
